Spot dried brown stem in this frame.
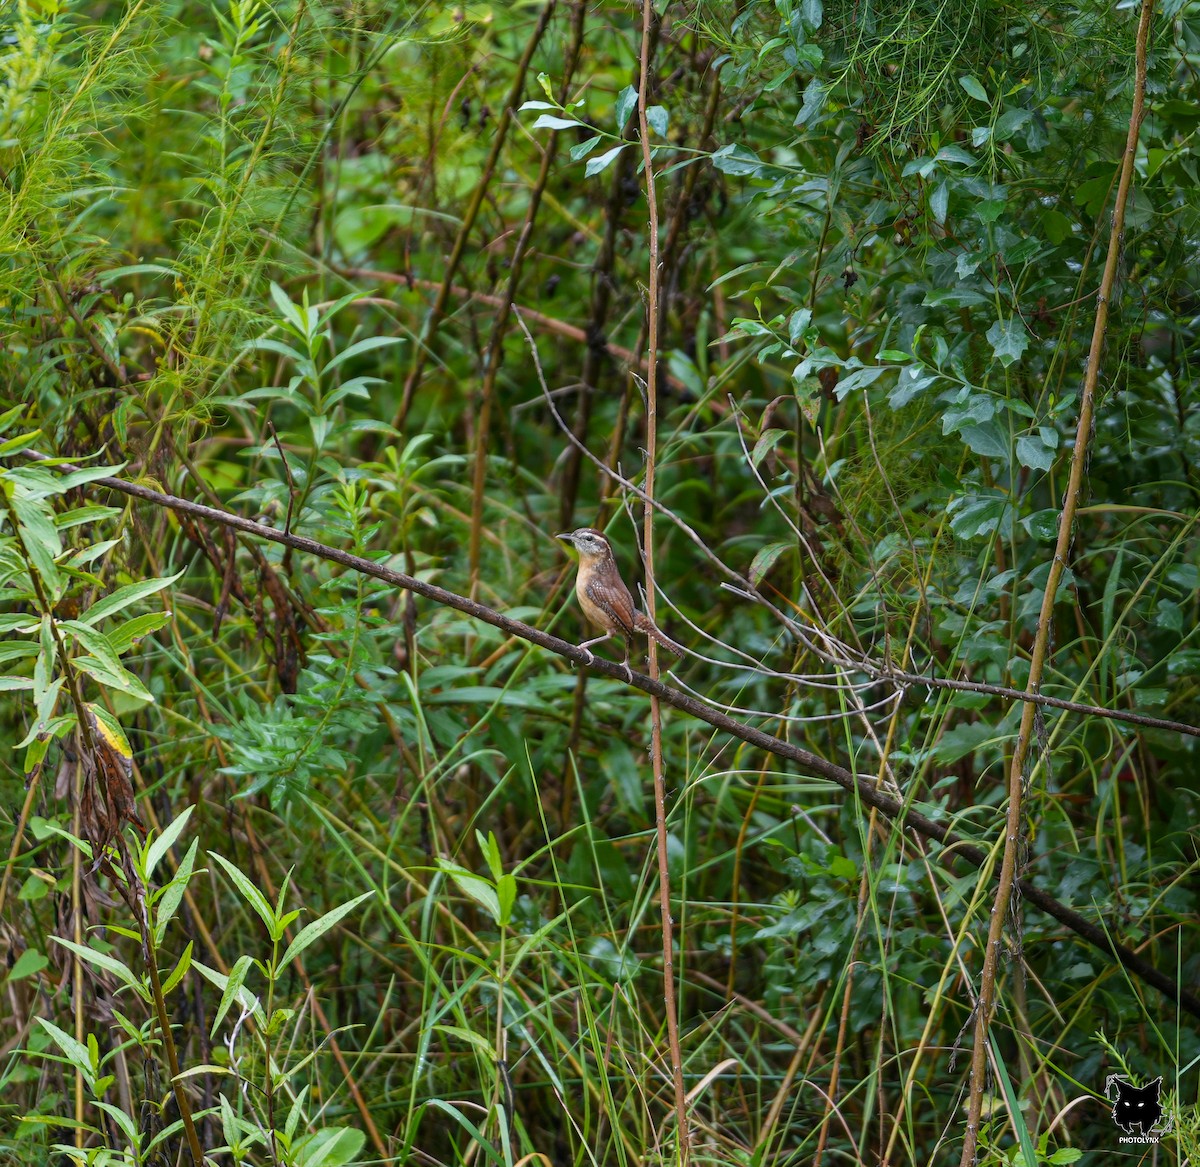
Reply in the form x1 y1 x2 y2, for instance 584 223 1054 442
958 3 1157 1161
637 1 690 1161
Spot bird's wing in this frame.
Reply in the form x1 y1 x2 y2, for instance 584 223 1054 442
585 576 637 638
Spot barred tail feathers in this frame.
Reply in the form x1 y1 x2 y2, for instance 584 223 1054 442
634 611 685 657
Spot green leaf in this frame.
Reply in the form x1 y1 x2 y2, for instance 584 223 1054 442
569 136 601 161
80 571 182 627
496 872 517 925
1042 209 1073 245
207 954 258 1037
145 807 194 880
93 1101 140 1145
321 335 402 375
294 1127 367 1167
11 493 61 597
751 429 788 468
994 107 1032 141
531 113 584 131
209 852 279 938
615 84 638 129
930 181 949 225
959 74 988 102
106 610 172 655
36 1018 94 1085
934 145 975 166
277 891 372 970
55 464 126 492
794 77 827 127
585 144 626 178
437 859 500 924
1015 434 1055 472
949 493 1010 538
749 541 791 586
8 948 48 981
957 421 1008 459
711 143 765 176
96 263 178 285
160 941 193 997
60 621 125 677
0 429 43 456
645 105 668 137
73 654 154 703
52 938 144 997
155 839 200 947
1021 509 1060 540
986 317 1029 366
434 1025 497 1062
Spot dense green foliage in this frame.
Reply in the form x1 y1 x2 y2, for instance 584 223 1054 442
1 0 1199 1163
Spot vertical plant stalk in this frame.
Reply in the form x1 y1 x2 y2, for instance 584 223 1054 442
599 62 719 518
0 492 206 1165
393 1 558 431
636 4 690 1163
137 884 206 1167
560 19 661 530
468 2 587 597
957 3 1154 1162
71 761 85 1150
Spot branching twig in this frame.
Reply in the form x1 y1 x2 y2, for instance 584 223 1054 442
21 456 1200 1026
526 333 1200 740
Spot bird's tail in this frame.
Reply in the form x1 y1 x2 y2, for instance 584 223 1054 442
634 611 685 657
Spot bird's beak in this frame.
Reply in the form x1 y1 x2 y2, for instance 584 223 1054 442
555 532 574 544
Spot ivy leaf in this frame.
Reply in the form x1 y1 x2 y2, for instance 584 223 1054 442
1016 434 1055 471
986 317 1029 366
957 421 1008 459
949 493 1010 538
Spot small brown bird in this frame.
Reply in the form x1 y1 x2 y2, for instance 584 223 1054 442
556 527 684 676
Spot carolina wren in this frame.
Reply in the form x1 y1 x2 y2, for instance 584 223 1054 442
556 527 684 675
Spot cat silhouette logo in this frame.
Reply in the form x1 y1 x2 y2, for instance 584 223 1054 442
1105 1075 1172 1141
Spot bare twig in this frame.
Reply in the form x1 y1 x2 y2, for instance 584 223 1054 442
392 1 558 429
958 3 1157 1161
20 454 1200 1025
468 2 587 598
636 4 691 1159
